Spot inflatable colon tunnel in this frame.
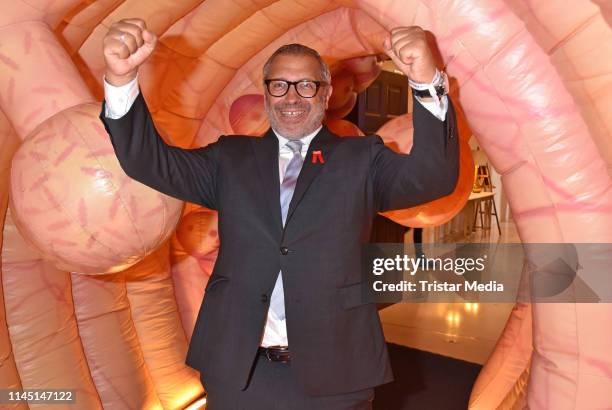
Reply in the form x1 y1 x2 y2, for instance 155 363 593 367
1 0 611 408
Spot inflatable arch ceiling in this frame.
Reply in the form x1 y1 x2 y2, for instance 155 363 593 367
1 0 611 409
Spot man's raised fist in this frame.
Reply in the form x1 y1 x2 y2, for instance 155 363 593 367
103 18 157 86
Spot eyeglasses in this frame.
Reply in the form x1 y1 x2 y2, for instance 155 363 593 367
264 79 327 98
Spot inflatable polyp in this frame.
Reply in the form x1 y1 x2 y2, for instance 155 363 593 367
326 91 358 119
340 55 382 92
9 103 183 274
229 93 269 135
328 71 356 111
325 118 366 136
175 208 220 259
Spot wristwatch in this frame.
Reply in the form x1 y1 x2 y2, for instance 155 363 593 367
412 82 447 98
410 71 449 99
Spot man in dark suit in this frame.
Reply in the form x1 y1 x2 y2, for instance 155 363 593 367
100 18 458 410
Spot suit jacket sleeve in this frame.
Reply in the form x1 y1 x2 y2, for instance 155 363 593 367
371 95 459 212
99 93 221 210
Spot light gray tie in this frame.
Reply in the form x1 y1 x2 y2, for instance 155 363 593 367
270 140 303 321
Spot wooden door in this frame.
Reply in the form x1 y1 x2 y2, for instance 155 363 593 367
347 70 409 134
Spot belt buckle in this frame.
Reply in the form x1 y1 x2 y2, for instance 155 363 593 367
264 345 289 363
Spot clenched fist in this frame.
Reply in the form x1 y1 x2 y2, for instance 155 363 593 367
383 27 436 84
103 18 157 86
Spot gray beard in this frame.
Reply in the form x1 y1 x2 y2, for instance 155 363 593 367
264 101 326 140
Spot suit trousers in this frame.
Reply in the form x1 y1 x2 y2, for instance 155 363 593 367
202 354 375 410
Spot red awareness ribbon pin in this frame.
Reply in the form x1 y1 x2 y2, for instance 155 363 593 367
311 150 325 164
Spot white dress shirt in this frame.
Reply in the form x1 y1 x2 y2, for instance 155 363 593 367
103 74 448 347
261 128 319 347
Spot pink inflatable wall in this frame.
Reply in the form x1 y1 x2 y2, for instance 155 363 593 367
1 0 611 409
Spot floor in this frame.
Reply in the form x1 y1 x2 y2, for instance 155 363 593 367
374 343 482 410
379 219 521 365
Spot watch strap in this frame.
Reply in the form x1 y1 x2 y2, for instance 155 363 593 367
410 70 449 99
413 84 447 98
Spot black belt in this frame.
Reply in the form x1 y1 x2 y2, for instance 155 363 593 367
259 346 290 363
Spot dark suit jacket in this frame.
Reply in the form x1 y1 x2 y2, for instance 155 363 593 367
100 93 459 396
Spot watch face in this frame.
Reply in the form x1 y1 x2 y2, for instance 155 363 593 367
435 84 447 96
433 74 447 96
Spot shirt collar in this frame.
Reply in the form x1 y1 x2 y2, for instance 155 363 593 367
273 126 322 150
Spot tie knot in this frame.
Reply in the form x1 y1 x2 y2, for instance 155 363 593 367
285 140 303 155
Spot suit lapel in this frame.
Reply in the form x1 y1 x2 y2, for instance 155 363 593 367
286 126 339 224
251 129 283 233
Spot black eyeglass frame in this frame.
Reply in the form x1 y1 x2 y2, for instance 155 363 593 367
263 79 328 98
